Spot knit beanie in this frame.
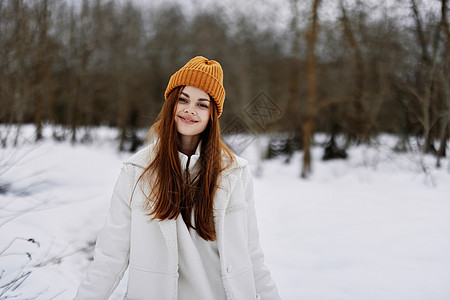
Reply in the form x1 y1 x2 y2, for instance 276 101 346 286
165 56 225 117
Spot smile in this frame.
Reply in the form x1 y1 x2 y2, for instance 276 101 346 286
178 116 198 124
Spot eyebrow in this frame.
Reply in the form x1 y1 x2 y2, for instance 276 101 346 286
181 92 210 102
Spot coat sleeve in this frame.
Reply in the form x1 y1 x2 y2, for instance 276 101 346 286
74 164 133 300
243 165 281 300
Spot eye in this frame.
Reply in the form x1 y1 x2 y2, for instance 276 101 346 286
198 103 209 109
178 98 188 103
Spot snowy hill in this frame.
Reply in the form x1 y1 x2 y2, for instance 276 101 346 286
1 126 449 299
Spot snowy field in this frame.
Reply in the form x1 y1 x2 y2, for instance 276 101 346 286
1 126 450 300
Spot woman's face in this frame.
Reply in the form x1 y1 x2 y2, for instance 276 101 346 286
174 86 211 138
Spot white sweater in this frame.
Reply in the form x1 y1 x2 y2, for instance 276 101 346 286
176 145 227 299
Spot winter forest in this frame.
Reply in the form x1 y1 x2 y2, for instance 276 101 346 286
1 0 450 299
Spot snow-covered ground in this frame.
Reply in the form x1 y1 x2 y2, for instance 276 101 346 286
1 126 449 300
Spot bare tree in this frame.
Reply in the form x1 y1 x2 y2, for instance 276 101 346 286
31 0 59 141
436 0 450 166
404 0 450 155
339 0 369 143
10 1 32 146
301 0 321 178
288 0 303 142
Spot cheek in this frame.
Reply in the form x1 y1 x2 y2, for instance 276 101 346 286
201 108 210 117
175 103 182 113
200 110 211 124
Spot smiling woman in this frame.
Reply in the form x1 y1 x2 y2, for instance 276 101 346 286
175 86 211 155
74 56 280 300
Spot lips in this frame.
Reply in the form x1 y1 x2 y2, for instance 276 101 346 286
178 115 198 124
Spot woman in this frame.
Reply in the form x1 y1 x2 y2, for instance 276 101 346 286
75 56 280 300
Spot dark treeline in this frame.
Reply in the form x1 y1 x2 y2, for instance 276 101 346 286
0 0 449 170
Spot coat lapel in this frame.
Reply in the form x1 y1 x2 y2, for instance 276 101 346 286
213 171 238 211
213 171 238 300
158 219 178 273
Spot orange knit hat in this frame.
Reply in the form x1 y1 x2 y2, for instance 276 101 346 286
165 56 225 117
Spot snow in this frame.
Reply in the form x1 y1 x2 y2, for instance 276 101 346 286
1 126 449 299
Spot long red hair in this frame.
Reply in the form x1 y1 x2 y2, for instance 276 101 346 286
137 86 234 241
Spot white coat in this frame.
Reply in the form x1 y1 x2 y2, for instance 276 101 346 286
75 143 280 300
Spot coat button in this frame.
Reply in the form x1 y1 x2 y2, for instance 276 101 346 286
226 265 233 273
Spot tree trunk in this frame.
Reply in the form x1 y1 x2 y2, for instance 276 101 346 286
340 0 367 143
12 0 29 147
301 0 321 178
289 0 301 135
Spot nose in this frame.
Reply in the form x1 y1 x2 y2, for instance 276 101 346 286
184 104 196 115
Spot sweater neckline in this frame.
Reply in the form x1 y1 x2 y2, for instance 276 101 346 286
178 141 201 175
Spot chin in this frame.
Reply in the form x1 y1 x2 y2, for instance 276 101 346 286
179 131 200 137
176 127 201 137
176 124 206 137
